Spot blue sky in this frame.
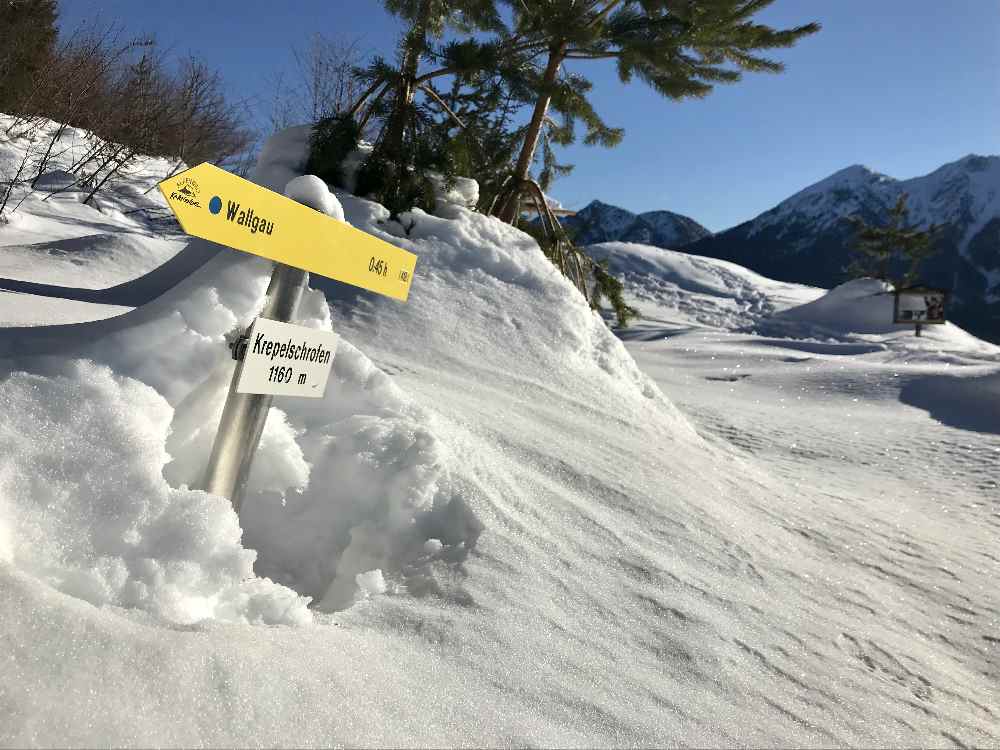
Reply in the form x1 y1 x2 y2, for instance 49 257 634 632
60 1 1000 232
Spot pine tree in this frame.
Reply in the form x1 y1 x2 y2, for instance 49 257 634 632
847 194 941 289
490 0 821 224
0 0 59 113
318 0 506 217
420 48 535 211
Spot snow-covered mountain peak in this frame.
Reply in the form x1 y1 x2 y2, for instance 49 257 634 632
913 154 1000 189
788 163 894 203
824 163 887 185
635 209 713 246
901 154 1000 230
561 199 710 249
753 154 1000 238
585 199 617 209
752 165 897 235
954 153 998 173
576 199 638 234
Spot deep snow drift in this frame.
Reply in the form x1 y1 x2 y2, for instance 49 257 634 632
586 239 823 334
1 123 998 747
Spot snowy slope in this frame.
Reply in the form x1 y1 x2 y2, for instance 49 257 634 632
586 240 824 335
1 125 999 747
0 116 189 324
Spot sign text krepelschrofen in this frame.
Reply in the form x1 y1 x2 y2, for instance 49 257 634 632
236 317 339 398
158 163 416 301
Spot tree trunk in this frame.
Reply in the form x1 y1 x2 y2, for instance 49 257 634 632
496 41 566 224
382 0 433 163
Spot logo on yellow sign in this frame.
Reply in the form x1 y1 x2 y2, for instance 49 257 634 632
169 176 201 208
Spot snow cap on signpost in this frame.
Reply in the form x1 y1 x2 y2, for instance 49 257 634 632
284 174 345 221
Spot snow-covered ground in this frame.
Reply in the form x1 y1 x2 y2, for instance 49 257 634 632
0 116 189 325
1 123 998 747
587 240 825 334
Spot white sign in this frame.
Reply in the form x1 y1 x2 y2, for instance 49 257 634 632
236 317 338 398
894 291 946 324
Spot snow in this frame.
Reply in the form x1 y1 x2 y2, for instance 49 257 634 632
0 116 188 326
749 278 1000 359
750 154 1000 247
434 174 479 210
0 292 131 326
765 277 897 335
355 569 388 599
0 359 311 626
1 120 999 747
284 174 345 220
587 240 824 333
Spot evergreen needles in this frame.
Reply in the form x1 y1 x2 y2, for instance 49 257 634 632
303 0 821 327
847 194 942 289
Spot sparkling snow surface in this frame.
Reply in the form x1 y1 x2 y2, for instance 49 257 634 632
0 125 998 747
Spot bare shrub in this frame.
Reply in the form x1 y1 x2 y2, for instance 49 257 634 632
267 33 364 131
0 21 255 216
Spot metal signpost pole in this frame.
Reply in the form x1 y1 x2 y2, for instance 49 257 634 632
202 262 308 511
158 163 417 513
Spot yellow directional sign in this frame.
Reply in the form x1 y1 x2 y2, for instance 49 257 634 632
158 163 415 301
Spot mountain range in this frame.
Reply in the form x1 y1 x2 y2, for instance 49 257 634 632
576 155 1000 343
561 200 712 248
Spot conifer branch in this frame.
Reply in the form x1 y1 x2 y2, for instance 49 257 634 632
586 0 624 29
419 83 467 129
564 51 619 59
348 77 388 117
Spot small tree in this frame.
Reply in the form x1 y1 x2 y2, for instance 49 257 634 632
374 0 503 187
156 56 255 178
1 23 252 218
420 53 533 212
847 194 941 288
306 0 508 216
268 34 364 132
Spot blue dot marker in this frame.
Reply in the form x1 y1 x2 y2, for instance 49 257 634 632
209 196 222 214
